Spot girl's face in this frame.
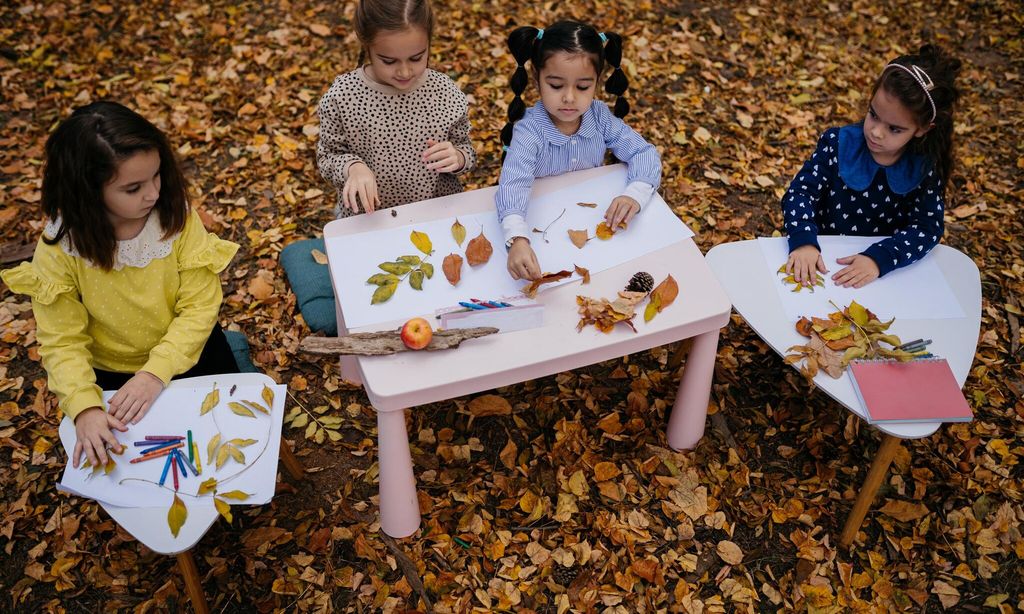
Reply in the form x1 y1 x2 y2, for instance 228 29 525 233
862 87 931 164
103 149 161 229
366 26 429 92
538 51 599 135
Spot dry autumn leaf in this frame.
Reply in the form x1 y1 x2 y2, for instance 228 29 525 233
200 388 219 415
409 230 433 255
522 270 572 298
576 202 597 208
465 229 493 266
644 275 679 322
451 218 466 246
228 402 256 418
568 229 588 249
442 253 463 285
716 540 744 565
310 248 328 265
574 264 590 284
468 394 512 416
214 497 233 523
167 494 187 537
596 221 615 240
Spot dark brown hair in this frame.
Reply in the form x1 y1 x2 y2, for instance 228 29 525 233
872 44 961 196
354 0 434 63
41 101 188 271
501 21 629 157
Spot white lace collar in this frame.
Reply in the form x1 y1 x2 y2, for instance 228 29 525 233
45 212 180 270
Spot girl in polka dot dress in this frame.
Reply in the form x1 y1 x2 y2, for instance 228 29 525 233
316 0 476 217
1 102 240 468
783 45 962 288
495 21 662 281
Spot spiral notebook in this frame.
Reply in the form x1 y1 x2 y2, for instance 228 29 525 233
849 358 972 424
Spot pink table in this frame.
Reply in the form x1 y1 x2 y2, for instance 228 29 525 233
324 165 732 537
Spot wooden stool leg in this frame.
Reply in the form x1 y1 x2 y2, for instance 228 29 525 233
176 550 210 614
840 433 902 548
278 436 306 482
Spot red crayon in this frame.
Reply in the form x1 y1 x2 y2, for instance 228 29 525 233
172 456 179 491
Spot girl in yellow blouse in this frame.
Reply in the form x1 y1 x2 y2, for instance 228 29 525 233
1 102 239 469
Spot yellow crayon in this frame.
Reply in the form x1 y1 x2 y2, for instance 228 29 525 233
192 441 202 474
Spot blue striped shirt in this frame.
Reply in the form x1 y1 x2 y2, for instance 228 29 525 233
495 100 661 242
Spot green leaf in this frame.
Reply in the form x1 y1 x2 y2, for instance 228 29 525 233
261 384 274 409
228 402 256 418
420 262 434 279
214 497 233 523
200 388 219 415
218 490 252 501
366 273 399 285
379 262 412 275
451 218 466 247
409 269 424 290
371 281 398 304
397 255 421 265
410 230 433 255
207 434 222 464
198 477 218 495
168 494 187 537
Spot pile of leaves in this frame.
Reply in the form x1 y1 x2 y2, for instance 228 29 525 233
577 274 679 333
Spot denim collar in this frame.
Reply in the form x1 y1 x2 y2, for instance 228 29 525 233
535 100 599 146
838 124 928 195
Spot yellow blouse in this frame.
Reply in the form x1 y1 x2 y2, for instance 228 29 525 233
1 210 238 420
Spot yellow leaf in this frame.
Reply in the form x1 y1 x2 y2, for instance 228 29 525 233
644 296 660 322
848 301 869 326
228 402 255 418
218 490 251 501
410 230 433 255
198 478 218 495
371 281 398 304
311 248 328 265
596 221 615 240
227 438 257 448
200 388 219 415
103 457 116 475
207 434 221 464
451 218 466 246
214 497 233 523
216 445 231 469
821 325 852 341
241 400 269 414
167 494 187 537
228 446 245 465
261 384 274 409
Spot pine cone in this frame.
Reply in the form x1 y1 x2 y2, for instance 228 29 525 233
552 564 579 587
625 271 654 293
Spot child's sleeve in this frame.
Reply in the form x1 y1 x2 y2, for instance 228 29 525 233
448 97 476 175
141 212 239 384
495 122 543 244
860 170 945 277
316 80 365 190
600 106 662 209
782 130 835 253
1 244 103 421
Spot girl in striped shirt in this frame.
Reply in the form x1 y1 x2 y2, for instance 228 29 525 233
495 20 661 281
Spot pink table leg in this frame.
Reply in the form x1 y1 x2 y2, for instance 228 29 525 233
377 408 420 537
666 328 721 450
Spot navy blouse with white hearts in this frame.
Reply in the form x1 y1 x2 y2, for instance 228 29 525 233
781 124 944 277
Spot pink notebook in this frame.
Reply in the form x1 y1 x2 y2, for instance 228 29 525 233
849 358 972 424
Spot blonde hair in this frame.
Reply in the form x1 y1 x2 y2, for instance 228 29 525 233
354 0 434 47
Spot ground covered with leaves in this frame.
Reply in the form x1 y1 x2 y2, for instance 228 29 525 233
1 0 1022 612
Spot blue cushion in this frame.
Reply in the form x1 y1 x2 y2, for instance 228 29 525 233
280 238 337 336
224 330 258 373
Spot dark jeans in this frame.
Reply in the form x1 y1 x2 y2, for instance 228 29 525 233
94 325 240 390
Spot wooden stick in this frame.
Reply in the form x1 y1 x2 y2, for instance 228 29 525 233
299 327 498 356
0 242 34 265
840 433 902 549
176 550 210 614
278 436 306 482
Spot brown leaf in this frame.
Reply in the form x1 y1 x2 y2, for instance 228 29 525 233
442 253 463 285
574 264 590 284
878 499 930 522
649 275 679 312
311 248 328 265
594 461 620 481
576 202 597 208
248 271 275 300
308 23 332 37
716 540 744 565
522 270 572 298
596 221 615 240
499 438 517 470
568 229 589 249
468 394 512 416
466 230 493 266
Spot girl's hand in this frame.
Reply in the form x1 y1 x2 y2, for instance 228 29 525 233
107 371 164 425
73 407 127 468
786 245 827 286
604 196 640 230
344 163 380 213
506 238 541 281
422 139 465 173
832 254 880 288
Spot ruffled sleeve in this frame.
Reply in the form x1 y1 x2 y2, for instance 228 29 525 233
1 242 104 420
142 211 237 383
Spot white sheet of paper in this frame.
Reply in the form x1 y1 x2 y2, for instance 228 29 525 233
58 383 286 509
329 167 693 329
758 236 965 320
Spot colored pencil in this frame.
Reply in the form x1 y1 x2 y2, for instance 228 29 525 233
133 440 180 452
187 430 194 464
172 456 179 491
192 442 202 475
129 442 184 463
173 450 188 478
145 435 185 441
178 450 200 477
158 454 173 486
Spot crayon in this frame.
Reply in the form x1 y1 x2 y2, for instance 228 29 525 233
129 442 184 463
133 440 180 452
192 442 202 475
178 450 200 477
145 435 185 441
187 430 194 464
174 450 188 478
158 454 173 486
458 301 487 310
172 456 179 491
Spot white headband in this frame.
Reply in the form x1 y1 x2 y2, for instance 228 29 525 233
885 63 936 123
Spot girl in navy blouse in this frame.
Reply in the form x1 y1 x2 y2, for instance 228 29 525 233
495 20 661 281
784 45 961 288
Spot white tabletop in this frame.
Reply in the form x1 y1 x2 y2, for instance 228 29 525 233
705 240 981 439
325 165 733 412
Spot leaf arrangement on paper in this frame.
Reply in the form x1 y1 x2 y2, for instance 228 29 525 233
367 230 435 304
777 263 824 292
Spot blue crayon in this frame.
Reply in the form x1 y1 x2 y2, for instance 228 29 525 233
173 450 188 478
134 439 180 453
177 450 200 477
458 301 487 310
158 454 173 486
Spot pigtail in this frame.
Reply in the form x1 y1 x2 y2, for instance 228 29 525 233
501 26 541 159
601 31 629 118
912 44 961 196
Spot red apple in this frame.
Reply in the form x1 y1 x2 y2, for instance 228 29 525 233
400 317 433 350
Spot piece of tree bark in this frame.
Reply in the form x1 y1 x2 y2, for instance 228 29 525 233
0 243 34 265
299 327 498 356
